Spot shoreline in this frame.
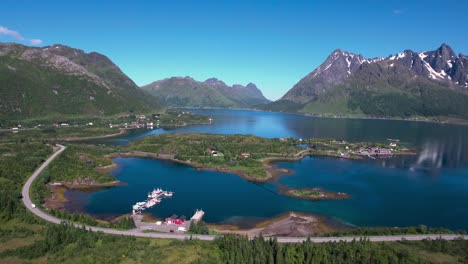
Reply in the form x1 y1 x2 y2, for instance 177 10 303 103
272 109 468 127
112 151 292 182
42 138 416 232
183 106 468 126
56 128 128 142
211 211 343 237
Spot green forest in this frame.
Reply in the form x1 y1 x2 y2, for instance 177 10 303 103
1 222 468 263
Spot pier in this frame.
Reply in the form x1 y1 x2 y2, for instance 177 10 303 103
132 188 173 215
191 209 205 223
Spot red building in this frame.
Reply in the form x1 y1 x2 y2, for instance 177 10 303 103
166 214 186 225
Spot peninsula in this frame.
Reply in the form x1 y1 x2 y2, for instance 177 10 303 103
126 133 415 182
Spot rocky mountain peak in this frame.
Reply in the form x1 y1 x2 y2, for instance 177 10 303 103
437 43 456 59
281 48 368 103
204 77 227 87
281 44 468 104
246 83 258 89
231 84 245 89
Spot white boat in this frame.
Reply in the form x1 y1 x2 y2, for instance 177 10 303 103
148 188 164 199
132 188 174 214
146 200 157 208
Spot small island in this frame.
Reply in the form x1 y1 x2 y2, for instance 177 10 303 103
278 185 351 201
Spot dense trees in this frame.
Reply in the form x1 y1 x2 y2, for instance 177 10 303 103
189 220 210 235
2 222 468 263
216 235 468 264
0 142 51 220
323 225 459 237
0 223 219 263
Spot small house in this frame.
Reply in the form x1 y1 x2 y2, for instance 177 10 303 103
208 148 219 156
240 153 250 158
174 215 186 225
165 214 178 225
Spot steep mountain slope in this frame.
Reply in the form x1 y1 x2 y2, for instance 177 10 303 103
265 44 468 118
203 78 270 107
0 43 161 119
142 77 270 108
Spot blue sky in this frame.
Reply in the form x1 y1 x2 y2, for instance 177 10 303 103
1 0 467 100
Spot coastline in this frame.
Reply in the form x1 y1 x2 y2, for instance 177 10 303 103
113 151 297 182
283 110 468 126
184 106 468 126
211 211 342 237
41 135 417 233
56 128 128 142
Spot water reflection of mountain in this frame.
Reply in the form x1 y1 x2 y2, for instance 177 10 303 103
277 114 468 171
374 137 467 174
413 136 467 170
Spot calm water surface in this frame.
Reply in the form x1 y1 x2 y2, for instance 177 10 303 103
67 110 468 229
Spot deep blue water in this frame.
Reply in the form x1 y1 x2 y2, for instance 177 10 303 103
66 109 468 229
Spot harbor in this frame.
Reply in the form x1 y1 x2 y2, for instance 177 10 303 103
131 187 205 233
133 209 205 233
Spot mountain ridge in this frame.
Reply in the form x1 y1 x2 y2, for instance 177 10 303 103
0 42 162 119
142 76 270 108
264 44 468 118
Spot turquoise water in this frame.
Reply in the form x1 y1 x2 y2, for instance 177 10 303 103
66 110 468 229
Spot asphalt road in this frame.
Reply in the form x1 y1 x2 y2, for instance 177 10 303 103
22 144 467 243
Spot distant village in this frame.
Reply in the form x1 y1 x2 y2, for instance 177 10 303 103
7 111 212 133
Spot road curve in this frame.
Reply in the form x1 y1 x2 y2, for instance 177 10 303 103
22 144 467 243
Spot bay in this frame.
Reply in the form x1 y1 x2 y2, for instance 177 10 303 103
66 110 468 229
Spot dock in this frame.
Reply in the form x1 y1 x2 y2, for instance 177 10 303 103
132 188 173 215
191 209 205 223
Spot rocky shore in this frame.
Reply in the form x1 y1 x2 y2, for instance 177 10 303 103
212 212 339 237
278 185 351 201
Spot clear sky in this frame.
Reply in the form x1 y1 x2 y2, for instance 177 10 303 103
1 0 467 100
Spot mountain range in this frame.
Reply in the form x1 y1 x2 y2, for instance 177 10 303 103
141 77 270 108
0 42 270 119
2 41 468 120
0 43 162 119
264 44 468 119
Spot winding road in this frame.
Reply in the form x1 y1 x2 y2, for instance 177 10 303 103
22 144 467 243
